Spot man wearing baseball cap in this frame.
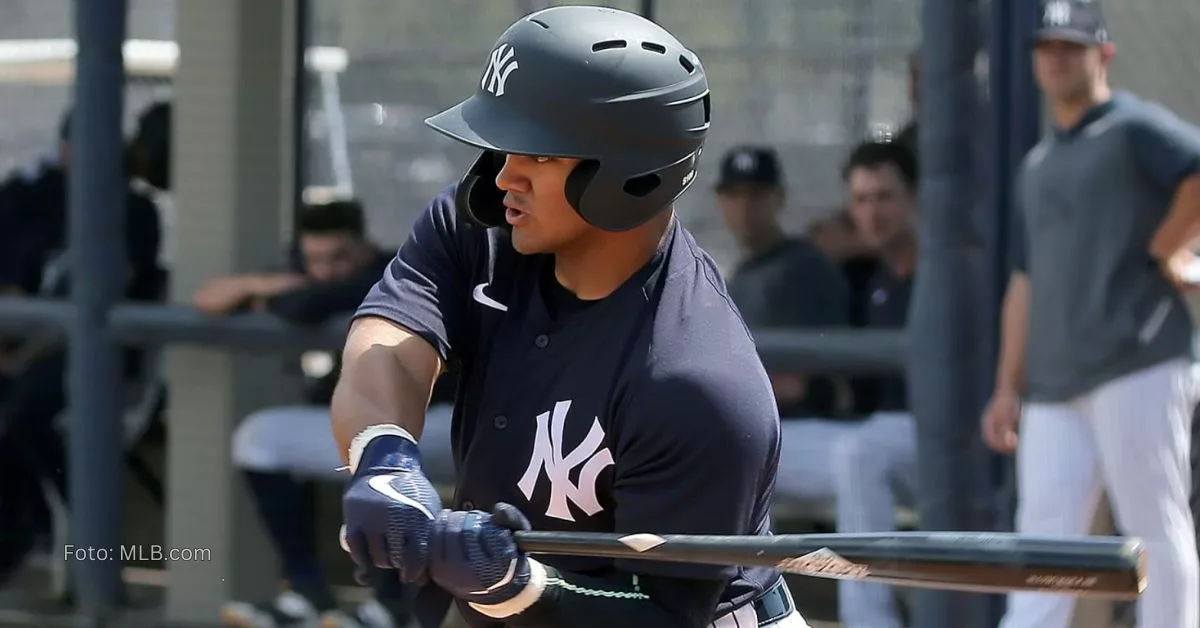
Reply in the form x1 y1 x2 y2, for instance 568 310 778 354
982 2 1200 627
714 145 850 423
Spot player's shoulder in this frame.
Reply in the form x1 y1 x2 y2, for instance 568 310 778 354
1112 91 1171 119
1101 94 1200 163
629 329 778 443
1104 91 1194 134
641 224 775 412
418 182 473 232
658 222 757 341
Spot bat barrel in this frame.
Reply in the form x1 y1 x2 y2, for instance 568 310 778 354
512 530 1146 600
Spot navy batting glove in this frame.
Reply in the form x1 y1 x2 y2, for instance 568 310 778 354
429 502 550 619
340 425 444 585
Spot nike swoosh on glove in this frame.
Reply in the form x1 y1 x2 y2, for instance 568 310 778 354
340 425 444 585
428 502 550 619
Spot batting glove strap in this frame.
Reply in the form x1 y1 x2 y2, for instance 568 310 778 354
347 424 420 475
468 558 550 619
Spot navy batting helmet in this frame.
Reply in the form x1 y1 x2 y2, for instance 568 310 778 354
424 6 711 232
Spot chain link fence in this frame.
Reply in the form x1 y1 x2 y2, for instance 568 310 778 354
310 0 922 269
0 1 1194 270
0 0 174 175
1104 1 1200 124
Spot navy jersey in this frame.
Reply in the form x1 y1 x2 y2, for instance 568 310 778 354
854 264 912 414
355 184 782 620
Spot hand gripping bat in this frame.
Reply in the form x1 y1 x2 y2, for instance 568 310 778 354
513 530 1146 600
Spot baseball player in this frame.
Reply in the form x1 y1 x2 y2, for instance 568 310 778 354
330 6 807 628
981 2 1200 627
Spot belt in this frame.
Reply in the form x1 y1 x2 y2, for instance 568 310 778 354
751 578 794 626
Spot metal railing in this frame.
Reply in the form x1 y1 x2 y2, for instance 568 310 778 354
0 297 906 371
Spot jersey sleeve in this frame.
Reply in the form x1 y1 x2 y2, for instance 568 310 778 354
354 185 476 362
1127 107 1200 192
612 354 779 581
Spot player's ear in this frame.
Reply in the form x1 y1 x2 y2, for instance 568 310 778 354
1099 42 1117 63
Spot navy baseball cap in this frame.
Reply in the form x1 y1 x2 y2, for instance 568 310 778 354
1033 0 1110 46
714 146 783 191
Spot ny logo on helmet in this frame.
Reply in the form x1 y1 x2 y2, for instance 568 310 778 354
482 43 519 97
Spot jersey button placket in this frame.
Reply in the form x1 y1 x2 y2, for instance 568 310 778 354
493 415 508 429
534 334 549 348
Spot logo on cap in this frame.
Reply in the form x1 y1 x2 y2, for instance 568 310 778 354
482 43 519 97
732 151 757 173
1043 0 1071 27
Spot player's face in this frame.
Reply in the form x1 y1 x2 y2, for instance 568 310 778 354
1033 39 1107 101
847 164 915 250
716 183 784 249
300 231 368 283
495 154 591 255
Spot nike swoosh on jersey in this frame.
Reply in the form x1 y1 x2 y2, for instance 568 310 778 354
366 475 436 520
473 283 508 312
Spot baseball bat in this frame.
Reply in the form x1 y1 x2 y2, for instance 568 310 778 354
513 530 1146 600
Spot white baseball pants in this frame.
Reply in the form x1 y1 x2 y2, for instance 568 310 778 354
1001 358 1199 628
776 413 917 628
711 607 811 627
230 402 457 482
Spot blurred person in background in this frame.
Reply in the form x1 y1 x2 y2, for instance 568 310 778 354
981 2 1200 626
715 145 850 419
716 145 894 535
826 138 919 628
0 110 75 299
206 199 451 628
807 209 886 419
807 209 881 325
0 101 169 589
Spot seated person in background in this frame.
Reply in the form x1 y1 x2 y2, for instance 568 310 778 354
213 200 454 628
0 109 77 299
715 146 868 504
716 146 851 416
807 208 881 327
829 138 919 628
807 210 886 418
0 103 168 588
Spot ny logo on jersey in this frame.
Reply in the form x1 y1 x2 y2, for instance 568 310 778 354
517 400 614 522
1042 0 1071 27
481 43 519 97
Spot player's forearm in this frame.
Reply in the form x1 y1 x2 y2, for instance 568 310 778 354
495 565 716 628
191 277 255 314
1150 175 1200 260
994 272 1030 394
330 319 440 460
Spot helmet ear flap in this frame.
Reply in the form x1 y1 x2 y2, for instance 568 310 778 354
564 159 600 216
456 151 507 228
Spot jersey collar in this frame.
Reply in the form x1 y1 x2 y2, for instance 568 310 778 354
1052 92 1123 139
